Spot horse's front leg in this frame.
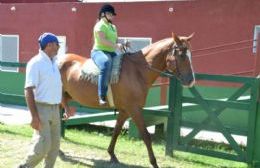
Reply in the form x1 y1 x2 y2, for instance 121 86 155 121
130 108 159 168
108 111 128 163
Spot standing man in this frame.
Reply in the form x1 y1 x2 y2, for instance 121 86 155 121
18 32 65 168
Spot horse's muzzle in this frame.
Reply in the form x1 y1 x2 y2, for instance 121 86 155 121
180 73 195 88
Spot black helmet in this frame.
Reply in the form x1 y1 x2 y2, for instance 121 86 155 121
99 4 116 17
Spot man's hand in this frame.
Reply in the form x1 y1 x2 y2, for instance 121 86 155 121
25 87 41 130
31 115 41 131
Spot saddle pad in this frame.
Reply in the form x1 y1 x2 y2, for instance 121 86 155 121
81 54 123 85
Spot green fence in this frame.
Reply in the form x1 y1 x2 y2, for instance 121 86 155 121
0 62 26 105
165 74 260 166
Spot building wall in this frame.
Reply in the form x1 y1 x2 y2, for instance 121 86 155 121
0 0 77 3
0 0 260 75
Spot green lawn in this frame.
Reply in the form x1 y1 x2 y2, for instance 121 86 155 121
0 124 248 168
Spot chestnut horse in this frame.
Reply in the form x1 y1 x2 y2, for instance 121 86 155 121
59 33 195 168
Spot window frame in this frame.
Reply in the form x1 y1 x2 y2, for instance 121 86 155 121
118 36 152 52
253 25 260 54
0 34 19 72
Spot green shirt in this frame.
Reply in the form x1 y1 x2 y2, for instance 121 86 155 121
93 19 118 52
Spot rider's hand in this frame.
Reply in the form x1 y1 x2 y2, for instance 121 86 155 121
124 41 131 48
115 43 123 50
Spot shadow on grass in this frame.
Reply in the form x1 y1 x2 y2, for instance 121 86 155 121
92 160 148 168
59 150 91 167
65 124 166 144
59 149 150 168
0 126 31 138
64 124 165 143
173 153 245 168
63 124 244 168
63 125 131 152
63 135 164 160
175 155 216 168
63 136 108 151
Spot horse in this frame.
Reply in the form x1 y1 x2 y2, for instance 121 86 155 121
59 33 195 168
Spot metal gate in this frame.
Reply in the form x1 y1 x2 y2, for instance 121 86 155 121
165 74 260 166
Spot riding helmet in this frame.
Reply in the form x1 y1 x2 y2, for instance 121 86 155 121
99 4 116 16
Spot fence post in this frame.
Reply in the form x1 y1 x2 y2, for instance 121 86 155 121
160 77 168 105
252 76 260 167
249 33 260 167
165 76 183 156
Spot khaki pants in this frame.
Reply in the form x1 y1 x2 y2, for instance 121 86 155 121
22 103 61 168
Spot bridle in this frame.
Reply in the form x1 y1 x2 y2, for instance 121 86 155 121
166 44 179 72
147 65 175 78
151 43 187 78
147 44 181 78
122 42 189 78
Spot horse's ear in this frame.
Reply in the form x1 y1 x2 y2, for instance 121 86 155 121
172 32 181 45
179 33 195 41
186 32 195 41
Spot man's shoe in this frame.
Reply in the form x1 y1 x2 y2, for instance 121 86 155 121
99 96 107 106
17 164 29 168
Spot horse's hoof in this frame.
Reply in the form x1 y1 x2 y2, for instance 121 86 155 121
152 163 159 168
110 157 119 164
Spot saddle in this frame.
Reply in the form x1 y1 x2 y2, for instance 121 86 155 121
80 53 124 84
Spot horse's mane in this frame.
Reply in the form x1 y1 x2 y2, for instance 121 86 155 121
142 38 174 54
123 37 174 65
123 51 146 62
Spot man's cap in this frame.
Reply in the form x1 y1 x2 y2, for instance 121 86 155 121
38 32 59 49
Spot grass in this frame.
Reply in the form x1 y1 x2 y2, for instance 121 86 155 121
0 123 249 168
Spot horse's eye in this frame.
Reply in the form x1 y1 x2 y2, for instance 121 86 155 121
179 49 188 60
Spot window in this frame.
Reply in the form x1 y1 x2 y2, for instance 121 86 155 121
118 37 152 53
0 34 19 72
253 25 260 54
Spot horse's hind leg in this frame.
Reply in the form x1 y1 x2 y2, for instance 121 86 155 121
61 91 71 110
61 91 75 118
130 109 159 168
108 111 128 163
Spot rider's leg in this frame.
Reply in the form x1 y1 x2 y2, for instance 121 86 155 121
91 50 112 104
103 51 117 94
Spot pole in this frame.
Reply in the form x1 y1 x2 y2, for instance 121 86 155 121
254 34 260 76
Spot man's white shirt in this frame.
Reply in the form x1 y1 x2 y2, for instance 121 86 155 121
25 50 62 104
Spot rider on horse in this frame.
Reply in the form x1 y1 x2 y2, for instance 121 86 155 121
91 4 123 106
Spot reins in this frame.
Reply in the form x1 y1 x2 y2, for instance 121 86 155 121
121 43 176 78
147 65 175 78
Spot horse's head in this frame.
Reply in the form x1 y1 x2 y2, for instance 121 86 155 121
166 33 195 87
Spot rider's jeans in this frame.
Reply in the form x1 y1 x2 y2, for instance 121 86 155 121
91 50 117 98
